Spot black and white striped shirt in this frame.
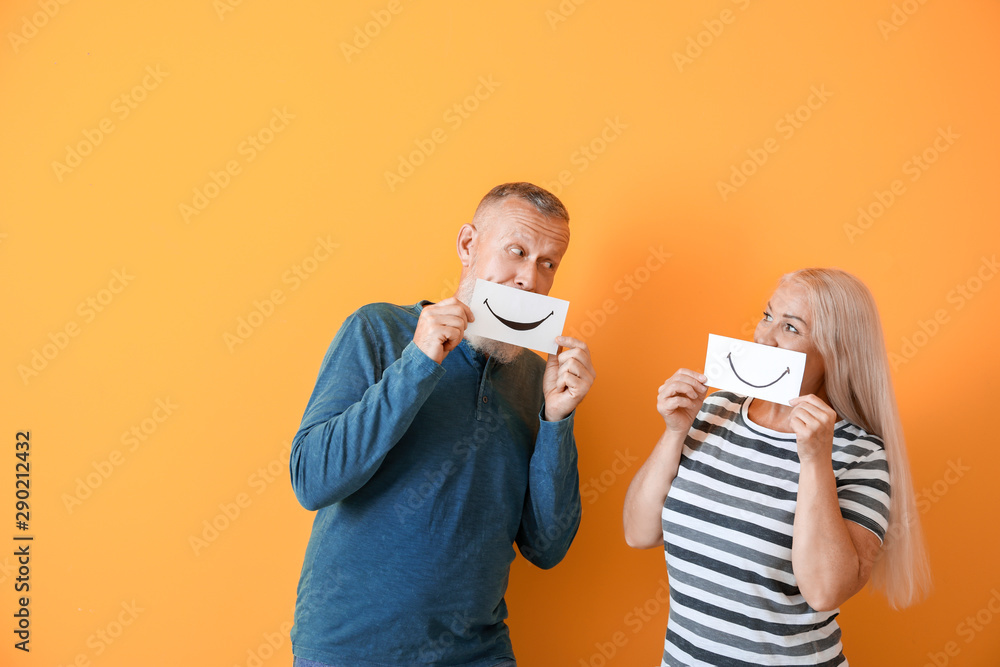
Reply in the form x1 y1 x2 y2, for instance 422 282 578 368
661 392 890 666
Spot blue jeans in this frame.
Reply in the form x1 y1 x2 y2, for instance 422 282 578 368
293 658 516 667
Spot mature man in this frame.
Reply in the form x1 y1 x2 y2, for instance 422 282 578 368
289 182 595 666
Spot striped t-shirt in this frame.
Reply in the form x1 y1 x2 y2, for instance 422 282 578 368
661 392 890 666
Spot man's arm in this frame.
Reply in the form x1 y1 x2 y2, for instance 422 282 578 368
515 412 582 569
515 336 594 568
289 309 446 511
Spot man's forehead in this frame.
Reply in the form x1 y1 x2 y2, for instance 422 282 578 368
486 198 570 246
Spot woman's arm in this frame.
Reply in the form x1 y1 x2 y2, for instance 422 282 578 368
623 429 687 548
789 394 883 611
623 369 708 549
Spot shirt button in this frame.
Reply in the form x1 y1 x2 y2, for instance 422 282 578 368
482 396 488 403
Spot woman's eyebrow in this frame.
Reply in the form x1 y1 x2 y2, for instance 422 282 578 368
768 301 806 323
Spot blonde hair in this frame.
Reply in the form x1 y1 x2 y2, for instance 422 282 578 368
781 268 931 608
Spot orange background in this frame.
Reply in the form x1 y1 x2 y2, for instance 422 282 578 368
2 1 999 665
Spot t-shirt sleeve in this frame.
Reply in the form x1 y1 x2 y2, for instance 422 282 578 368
835 440 891 543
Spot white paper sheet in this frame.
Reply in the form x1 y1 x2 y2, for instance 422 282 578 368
464 279 569 354
703 333 806 406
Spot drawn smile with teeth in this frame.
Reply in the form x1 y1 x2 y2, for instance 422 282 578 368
483 298 554 331
726 352 791 388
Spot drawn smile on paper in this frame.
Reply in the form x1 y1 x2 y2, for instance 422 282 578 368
483 298 554 331
726 353 791 388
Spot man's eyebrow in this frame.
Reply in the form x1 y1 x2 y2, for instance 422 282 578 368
500 229 563 261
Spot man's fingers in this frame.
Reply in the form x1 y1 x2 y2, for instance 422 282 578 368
559 356 594 382
444 293 476 320
556 345 592 367
560 361 584 381
457 299 475 323
555 368 577 391
445 311 470 328
554 336 589 352
556 346 595 378
430 298 474 324
437 325 464 349
551 361 595 396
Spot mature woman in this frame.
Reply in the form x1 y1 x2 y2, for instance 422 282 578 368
623 268 930 666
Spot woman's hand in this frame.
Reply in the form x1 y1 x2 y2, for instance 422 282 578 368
788 394 837 463
657 369 709 435
789 394 882 611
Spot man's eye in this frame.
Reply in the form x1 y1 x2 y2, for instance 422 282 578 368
510 247 524 257
541 261 554 270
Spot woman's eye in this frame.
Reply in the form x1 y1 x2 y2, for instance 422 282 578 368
762 312 773 322
784 323 799 334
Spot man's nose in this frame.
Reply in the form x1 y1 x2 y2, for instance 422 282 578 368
514 263 537 291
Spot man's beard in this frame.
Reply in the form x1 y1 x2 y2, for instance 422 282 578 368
456 270 523 365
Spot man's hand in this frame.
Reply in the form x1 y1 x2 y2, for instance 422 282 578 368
413 298 475 364
542 336 595 421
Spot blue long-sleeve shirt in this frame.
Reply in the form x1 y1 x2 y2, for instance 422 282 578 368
290 301 582 666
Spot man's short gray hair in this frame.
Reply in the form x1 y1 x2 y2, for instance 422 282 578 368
473 182 570 224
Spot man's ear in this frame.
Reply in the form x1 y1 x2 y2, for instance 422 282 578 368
456 223 477 268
